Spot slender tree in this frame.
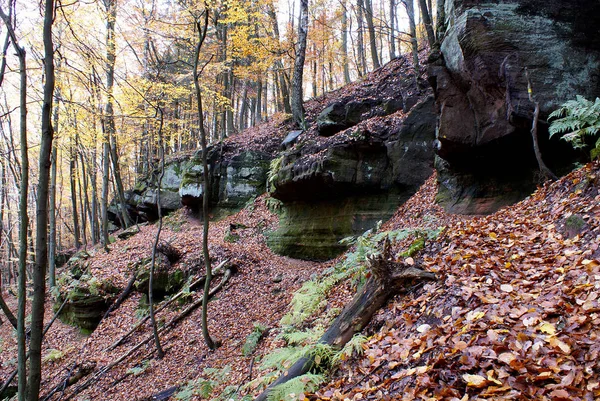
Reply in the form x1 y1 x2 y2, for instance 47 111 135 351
103 0 132 229
341 0 351 84
363 0 380 69
192 8 218 350
291 0 309 127
417 0 435 47
28 0 56 398
356 0 367 76
388 0 396 59
148 108 165 359
0 5 28 400
402 0 419 82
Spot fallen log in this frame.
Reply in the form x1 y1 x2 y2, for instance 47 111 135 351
106 259 229 351
64 267 235 401
254 241 436 401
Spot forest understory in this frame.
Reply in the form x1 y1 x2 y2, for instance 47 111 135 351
0 160 598 401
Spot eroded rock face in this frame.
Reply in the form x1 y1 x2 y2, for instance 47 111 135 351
268 97 436 260
115 149 271 225
429 0 600 214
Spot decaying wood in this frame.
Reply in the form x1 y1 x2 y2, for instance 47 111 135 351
106 259 229 351
64 267 234 401
254 241 435 401
41 362 97 401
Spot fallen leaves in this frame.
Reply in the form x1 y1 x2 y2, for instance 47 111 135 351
318 161 600 400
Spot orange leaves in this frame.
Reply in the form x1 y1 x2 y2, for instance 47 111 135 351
317 162 600 400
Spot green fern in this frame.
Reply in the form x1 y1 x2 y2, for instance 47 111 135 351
279 327 323 345
242 323 268 356
332 334 368 365
549 96 600 159
260 346 309 371
267 373 325 401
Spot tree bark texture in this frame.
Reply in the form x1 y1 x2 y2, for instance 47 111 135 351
28 0 56 398
291 0 309 127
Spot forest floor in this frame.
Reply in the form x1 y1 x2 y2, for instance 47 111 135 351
0 160 598 401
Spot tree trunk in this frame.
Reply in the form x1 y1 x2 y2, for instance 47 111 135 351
104 0 131 229
525 69 557 181
255 78 262 124
341 0 351 84
389 0 396 59
149 109 165 359
402 0 420 82
291 0 309 128
101 124 110 248
435 0 446 47
364 0 380 69
48 145 58 287
417 0 435 48
193 9 218 351
70 133 81 249
254 244 436 401
0 5 29 398
356 0 367 76
28 0 55 398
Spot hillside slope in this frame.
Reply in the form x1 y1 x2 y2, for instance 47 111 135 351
318 162 600 400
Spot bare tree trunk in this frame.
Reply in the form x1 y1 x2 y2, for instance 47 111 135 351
0 5 29 398
341 0 351 84
435 0 446 46
49 145 58 287
402 0 420 82
389 0 396 59
417 0 435 47
101 124 110 248
148 108 165 359
364 0 380 69
525 69 557 181
193 9 218 351
70 132 81 249
255 78 262 124
291 0 309 127
104 0 131 229
78 149 91 247
48 60 61 288
28 0 56 398
356 0 367 76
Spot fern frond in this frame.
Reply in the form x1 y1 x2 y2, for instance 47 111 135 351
267 373 325 401
260 346 309 371
332 334 368 365
549 96 600 160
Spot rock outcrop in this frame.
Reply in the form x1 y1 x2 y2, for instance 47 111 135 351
268 96 437 260
429 0 600 214
112 148 272 224
113 57 436 261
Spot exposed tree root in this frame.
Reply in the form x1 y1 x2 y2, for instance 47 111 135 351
254 241 436 401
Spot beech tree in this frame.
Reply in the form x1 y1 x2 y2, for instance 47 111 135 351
28 0 56 398
291 0 309 127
